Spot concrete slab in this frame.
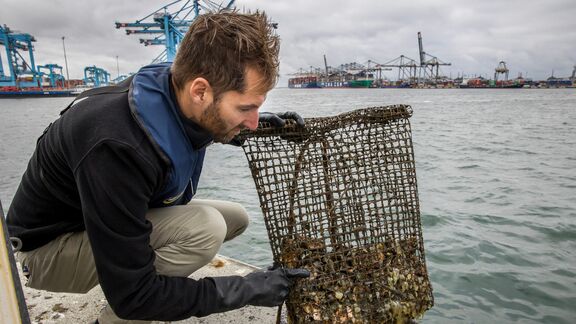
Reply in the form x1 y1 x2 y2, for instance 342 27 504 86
19 255 282 323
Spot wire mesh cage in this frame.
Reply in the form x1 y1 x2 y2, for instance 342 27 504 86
238 105 433 323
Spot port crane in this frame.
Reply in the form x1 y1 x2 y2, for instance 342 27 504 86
417 32 451 84
380 55 419 84
0 25 71 90
0 24 41 87
84 66 111 87
37 64 65 88
319 55 342 80
115 0 235 63
338 62 368 75
361 59 392 81
494 61 509 81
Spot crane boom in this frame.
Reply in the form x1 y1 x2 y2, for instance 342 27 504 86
418 32 424 66
115 0 235 63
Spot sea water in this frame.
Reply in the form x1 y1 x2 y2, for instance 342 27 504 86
1 88 574 323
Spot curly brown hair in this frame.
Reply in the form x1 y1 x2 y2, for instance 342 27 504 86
171 11 280 99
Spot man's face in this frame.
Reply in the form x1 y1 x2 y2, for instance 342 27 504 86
199 68 266 143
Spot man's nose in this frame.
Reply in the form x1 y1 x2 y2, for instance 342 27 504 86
244 110 260 131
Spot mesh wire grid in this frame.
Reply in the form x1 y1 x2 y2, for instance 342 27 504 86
238 105 433 323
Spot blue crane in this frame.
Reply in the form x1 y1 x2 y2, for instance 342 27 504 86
84 66 111 87
0 24 42 88
37 64 66 88
1 25 70 90
115 0 235 63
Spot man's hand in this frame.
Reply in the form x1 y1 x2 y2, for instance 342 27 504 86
259 111 305 128
243 267 310 306
229 112 306 146
209 267 310 312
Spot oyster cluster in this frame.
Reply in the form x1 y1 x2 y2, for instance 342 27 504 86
280 236 433 323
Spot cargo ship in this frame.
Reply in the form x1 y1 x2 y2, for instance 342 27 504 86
0 89 76 98
457 77 525 89
0 84 79 98
288 73 378 89
289 74 416 89
288 76 320 88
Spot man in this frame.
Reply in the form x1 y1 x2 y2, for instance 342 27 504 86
7 11 309 323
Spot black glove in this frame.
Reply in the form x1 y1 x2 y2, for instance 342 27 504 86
259 111 305 128
229 112 305 146
208 267 310 313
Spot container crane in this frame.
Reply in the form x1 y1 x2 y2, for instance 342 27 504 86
323 54 329 78
362 59 392 81
494 61 509 81
380 55 419 84
417 32 451 84
0 24 41 88
115 0 235 63
339 62 367 75
335 61 387 88
37 64 65 88
84 66 111 87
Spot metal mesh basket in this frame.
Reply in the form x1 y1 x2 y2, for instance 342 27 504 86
238 105 433 323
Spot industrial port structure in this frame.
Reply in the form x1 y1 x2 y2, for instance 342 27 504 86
1 0 235 97
288 32 575 89
2 1 573 96
288 32 454 89
0 24 113 97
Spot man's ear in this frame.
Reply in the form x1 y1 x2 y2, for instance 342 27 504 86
188 77 212 105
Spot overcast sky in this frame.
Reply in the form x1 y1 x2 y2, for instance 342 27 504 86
2 0 575 85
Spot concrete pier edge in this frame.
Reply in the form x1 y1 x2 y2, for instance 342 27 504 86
19 255 283 323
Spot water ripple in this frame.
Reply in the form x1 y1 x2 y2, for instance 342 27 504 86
2 90 576 323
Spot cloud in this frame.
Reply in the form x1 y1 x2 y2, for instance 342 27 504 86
245 0 576 80
2 0 575 82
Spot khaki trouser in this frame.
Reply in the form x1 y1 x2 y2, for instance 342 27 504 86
17 199 249 323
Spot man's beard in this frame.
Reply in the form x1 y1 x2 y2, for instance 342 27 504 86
198 101 240 144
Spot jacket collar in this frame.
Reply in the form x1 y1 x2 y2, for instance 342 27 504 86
133 63 213 150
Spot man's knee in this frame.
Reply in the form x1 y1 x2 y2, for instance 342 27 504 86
152 205 227 275
186 199 249 241
182 205 227 249
225 203 249 241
